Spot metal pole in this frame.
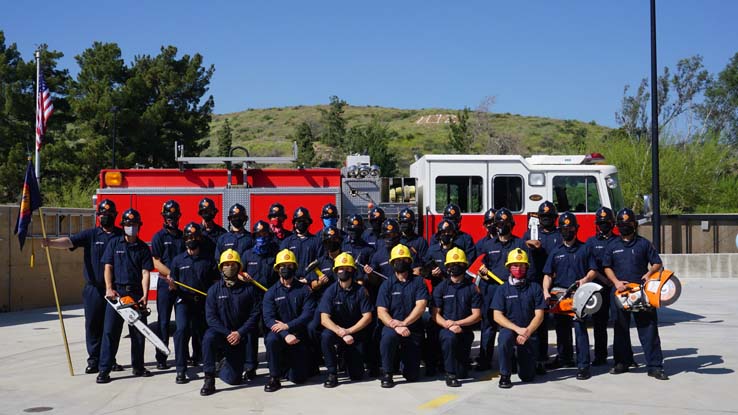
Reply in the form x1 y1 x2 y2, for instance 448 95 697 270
34 50 41 187
650 0 661 252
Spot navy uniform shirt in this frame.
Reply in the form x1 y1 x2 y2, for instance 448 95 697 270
454 231 477 262
602 236 662 283
306 254 338 299
170 251 218 296
369 244 418 281
279 233 322 278
362 228 382 249
523 227 560 283
401 233 430 268
202 223 227 246
101 236 154 288
206 280 262 337
216 230 254 261
474 234 495 261
318 282 373 329
262 280 316 338
543 240 597 288
480 236 533 282
69 226 124 286
491 280 546 328
243 243 279 288
376 274 429 333
432 276 482 323
584 234 617 273
151 228 185 269
424 242 456 285
341 238 375 281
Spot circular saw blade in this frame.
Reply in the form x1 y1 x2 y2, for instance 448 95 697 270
659 275 682 306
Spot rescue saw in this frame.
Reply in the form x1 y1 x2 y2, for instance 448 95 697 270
106 296 170 355
547 281 604 320
614 268 682 312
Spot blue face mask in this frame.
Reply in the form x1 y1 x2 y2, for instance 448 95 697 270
253 236 271 255
322 218 338 228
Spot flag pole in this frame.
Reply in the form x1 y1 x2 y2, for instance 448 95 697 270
37 206 75 376
34 50 41 188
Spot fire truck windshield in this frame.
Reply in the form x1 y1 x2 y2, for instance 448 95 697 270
606 173 625 212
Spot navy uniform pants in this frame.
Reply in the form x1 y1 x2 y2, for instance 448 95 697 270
478 282 498 366
264 331 309 383
155 281 177 365
380 327 422 381
536 314 550 362
321 330 366 379
99 286 147 373
173 297 206 373
202 328 245 385
82 284 108 368
553 314 591 369
439 328 474 377
592 285 612 362
422 312 441 371
613 306 663 369
498 328 538 381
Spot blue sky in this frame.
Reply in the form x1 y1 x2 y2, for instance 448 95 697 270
2 1 736 127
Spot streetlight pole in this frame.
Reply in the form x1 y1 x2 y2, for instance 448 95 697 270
110 106 119 169
650 0 661 252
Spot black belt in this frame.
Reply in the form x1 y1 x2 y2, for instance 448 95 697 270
115 284 141 293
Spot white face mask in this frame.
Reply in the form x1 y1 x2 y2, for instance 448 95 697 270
124 225 139 237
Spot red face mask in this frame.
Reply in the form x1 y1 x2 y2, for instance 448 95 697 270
509 264 528 279
270 218 284 238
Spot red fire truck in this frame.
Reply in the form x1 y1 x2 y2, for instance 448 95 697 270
96 143 625 298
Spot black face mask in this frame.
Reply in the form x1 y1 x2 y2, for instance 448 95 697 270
200 212 215 222
323 240 341 252
560 228 577 242
99 215 115 228
185 239 201 250
438 233 453 245
370 221 382 233
384 236 400 249
485 223 497 237
346 230 360 242
337 270 354 282
294 221 310 234
540 216 556 229
447 264 466 277
230 218 245 229
392 260 411 273
597 222 613 236
278 267 295 279
399 222 414 235
164 219 179 230
617 223 636 237
497 223 512 237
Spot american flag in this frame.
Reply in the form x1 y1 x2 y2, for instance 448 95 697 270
35 72 54 151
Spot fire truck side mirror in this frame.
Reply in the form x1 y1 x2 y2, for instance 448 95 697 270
642 194 653 218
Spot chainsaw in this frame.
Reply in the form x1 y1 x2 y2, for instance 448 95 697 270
106 295 170 355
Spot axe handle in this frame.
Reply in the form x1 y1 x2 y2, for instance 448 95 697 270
486 271 504 285
172 280 208 297
238 272 268 292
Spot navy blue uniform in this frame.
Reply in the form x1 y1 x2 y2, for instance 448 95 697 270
478 236 532 366
215 230 254 260
362 228 382 249
603 236 664 369
584 234 617 362
341 238 375 281
543 240 596 368
99 237 154 373
523 227 561 283
492 280 546 381
262 280 316 383
279 234 322 279
377 274 429 381
151 228 186 365
243 241 279 288
318 282 373 378
433 277 482 377
453 231 477 263
201 223 227 259
203 280 262 385
69 226 123 370
170 251 217 373
401 233 430 269
422 241 456 372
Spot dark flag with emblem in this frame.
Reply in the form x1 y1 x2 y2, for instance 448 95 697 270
14 160 42 249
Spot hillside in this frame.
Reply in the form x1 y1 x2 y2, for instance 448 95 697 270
202 105 612 174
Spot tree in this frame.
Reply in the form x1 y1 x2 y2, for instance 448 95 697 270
319 95 347 149
700 52 738 146
292 121 316 167
217 119 233 156
448 107 472 153
345 118 398 177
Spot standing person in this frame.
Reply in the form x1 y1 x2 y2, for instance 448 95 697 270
279 207 322 280
492 248 546 389
198 198 227 260
542 213 597 379
603 208 668 380
200 249 262 396
584 206 618 366
267 203 292 242
473 208 497 371
376 244 429 388
41 199 124 374
97 209 154 383
262 249 316 392
341 214 375 280
432 248 482 387
215 203 254 260
398 208 429 274
151 200 186 370
319 253 374 388
362 206 386 249
319 203 340 231
171 223 218 384
442 203 476 261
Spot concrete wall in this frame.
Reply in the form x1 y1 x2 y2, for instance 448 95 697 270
662 254 738 279
640 214 738 254
0 205 95 312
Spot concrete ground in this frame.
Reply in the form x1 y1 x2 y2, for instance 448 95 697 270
0 278 736 415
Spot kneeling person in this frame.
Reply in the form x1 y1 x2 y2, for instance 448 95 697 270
319 253 374 388
432 248 482 387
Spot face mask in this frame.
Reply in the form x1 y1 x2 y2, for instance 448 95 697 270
485 223 497 237
294 221 310 234
185 239 201 250
370 221 382 233
222 264 239 279
447 264 466 277
438 233 453 245
540 216 556 229
322 218 338 228
124 225 139 237
384 236 400 249
560 228 577 242
99 215 115 228
324 240 341 252
597 222 613 235
269 217 283 227
200 212 215 222
497 223 512 237
509 264 527 279
618 223 636 237
230 218 245 229
278 267 295 279
400 223 414 234
337 270 354 282
164 218 179 230
392 260 411 273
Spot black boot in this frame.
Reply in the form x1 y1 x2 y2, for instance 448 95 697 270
111 363 124 372
609 363 629 375
648 369 669 380
133 368 153 377
324 373 339 388
264 377 282 392
200 374 215 396
176 372 188 384
96 372 111 384
576 367 591 380
445 374 460 387
85 365 99 374
242 369 257 382
498 374 512 389
380 373 395 388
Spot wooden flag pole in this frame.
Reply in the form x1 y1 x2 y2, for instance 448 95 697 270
37 207 74 376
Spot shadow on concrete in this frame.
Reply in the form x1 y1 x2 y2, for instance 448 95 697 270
0 305 83 327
